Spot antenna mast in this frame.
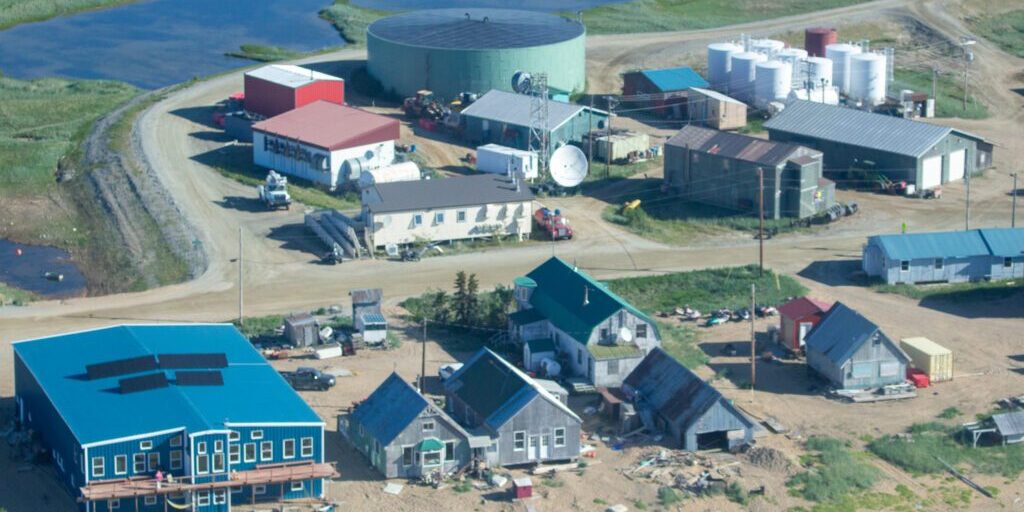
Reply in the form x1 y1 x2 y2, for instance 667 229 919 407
529 73 550 178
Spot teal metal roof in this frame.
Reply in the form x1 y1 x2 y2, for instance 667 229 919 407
509 308 546 326
638 67 709 92
525 257 657 345
13 325 322 445
870 228 1024 260
350 373 428 446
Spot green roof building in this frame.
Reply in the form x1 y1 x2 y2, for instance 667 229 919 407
509 257 661 388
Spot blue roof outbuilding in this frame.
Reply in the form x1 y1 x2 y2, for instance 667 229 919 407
870 227 1024 260
13 324 322 445
979 228 1024 257
639 67 709 92
803 303 887 366
350 373 430 445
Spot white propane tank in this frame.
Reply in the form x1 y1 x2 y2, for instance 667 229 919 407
775 48 808 86
849 52 887 106
750 38 785 58
803 56 833 89
707 42 744 91
540 358 561 378
825 43 863 94
728 52 767 103
787 86 840 105
754 60 792 108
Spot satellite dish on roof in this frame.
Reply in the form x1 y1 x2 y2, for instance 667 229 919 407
512 71 533 94
619 327 634 343
549 145 588 187
358 170 375 189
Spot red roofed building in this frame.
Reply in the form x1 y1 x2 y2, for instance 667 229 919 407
252 101 400 189
244 64 345 119
777 296 833 351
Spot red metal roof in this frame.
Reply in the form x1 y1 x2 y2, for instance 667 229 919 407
778 296 832 320
252 100 399 151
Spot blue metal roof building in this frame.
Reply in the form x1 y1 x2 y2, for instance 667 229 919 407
13 324 334 512
622 66 710 119
864 227 1024 284
804 303 910 390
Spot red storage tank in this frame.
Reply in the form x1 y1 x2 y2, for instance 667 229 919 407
805 27 838 57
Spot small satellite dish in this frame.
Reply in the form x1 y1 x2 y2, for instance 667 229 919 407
385 244 400 258
357 170 375 189
549 145 588 188
512 71 533 94
619 327 633 343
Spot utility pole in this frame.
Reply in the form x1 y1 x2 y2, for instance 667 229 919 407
588 95 594 165
750 283 756 402
605 96 618 178
758 167 765 276
960 37 976 111
965 168 971 231
237 226 243 325
931 66 938 102
1012 172 1019 228
420 319 427 393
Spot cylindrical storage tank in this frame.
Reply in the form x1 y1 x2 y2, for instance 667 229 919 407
367 9 586 100
776 48 808 86
804 56 833 89
826 43 862 94
849 53 886 105
728 52 767 102
754 60 792 108
750 38 785 58
787 86 840 105
707 42 743 91
805 27 838 57
359 161 421 188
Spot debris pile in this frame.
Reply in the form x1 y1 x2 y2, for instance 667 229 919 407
744 446 793 474
620 449 738 496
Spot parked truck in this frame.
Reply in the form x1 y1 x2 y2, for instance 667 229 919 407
534 208 573 240
257 170 291 210
281 367 336 391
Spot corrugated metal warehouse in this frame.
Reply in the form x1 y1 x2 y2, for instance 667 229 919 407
863 228 1024 284
12 324 331 512
764 101 992 191
366 9 586 100
664 125 836 219
244 64 344 119
460 90 606 157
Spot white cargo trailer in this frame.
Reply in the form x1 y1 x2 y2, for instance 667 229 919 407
476 144 539 180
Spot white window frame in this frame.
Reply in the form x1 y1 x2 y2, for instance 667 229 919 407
114 455 127 475
402 446 414 466
196 491 210 506
554 428 566 448
170 450 183 471
147 452 159 472
212 452 224 473
228 431 240 442
434 212 445 224
260 440 273 461
900 260 909 272
196 441 206 455
413 214 423 226
283 439 296 459
421 450 442 467
935 258 944 270
254 485 266 495
635 324 647 338
422 421 435 432
196 454 209 475
108 499 120 510
513 431 526 451
290 481 304 492
92 456 105 478
213 490 227 505
139 440 153 451
229 444 241 464
244 443 256 463
169 434 182 448
251 430 263 440
133 453 146 473
144 496 157 506
445 440 455 461
456 210 467 223
1005 257 1014 268
301 437 313 458
214 440 223 453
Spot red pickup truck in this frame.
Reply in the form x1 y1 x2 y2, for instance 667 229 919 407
534 208 573 240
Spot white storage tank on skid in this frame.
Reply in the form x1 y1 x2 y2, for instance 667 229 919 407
357 161 421 188
788 87 840 105
803 56 833 89
729 52 767 102
825 43 862 94
754 60 792 108
776 48 808 86
849 52 887 106
475 143 539 180
750 38 785 58
707 42 743 91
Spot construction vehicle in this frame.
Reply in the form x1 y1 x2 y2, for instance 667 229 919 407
386 243 444 262
403 90 445 120
875 175 908 195
257 170 291 210
534 208 573 240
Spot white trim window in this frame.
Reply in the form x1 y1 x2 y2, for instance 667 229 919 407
196 454 209 474
228 431 240 442
554 428 566 447
434 212 445 224
229 444 241 464
513 431 526 451
196 491 210 506
212 452 225 473
1005 257 1014 268
402 446 414 466
253 485 266 495
213 490 227 505
114 455 127 475
283 439 296 459
244 443 256 463
251 430 264 440
108 499 120 510
290 481 304 492
214 440 223 453
91 456 105 478
260 441 273 461
413 214 423 226
133 454 146 473
457 210 467 223
144 496 157 506
170 434 182 448
422 421 435 432
139 440 153 451
935 258 944 270
900 260 910 272
147 452 159 472
170 450 183 471
196 441 207 455
301 437 313 458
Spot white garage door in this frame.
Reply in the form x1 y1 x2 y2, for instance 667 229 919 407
947 149 966 182
920 155 942 190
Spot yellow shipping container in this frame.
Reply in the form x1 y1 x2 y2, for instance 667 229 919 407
900 337 953 382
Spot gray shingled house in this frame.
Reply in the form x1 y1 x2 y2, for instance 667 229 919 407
622 348 756 451
342 373 488 478
444 348 582 467
663 125 835 219
804 303 910 390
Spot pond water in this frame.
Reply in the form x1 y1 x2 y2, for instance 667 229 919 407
0 0 343 89
352 0 627 9
0 239 88 299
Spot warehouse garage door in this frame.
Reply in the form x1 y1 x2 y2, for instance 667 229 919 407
920 155 942 190
947 149 966 182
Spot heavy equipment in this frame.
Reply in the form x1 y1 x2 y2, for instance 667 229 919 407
257 170 292 210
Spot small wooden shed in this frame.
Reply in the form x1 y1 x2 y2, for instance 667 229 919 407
284 313 318 347
687 87 747 131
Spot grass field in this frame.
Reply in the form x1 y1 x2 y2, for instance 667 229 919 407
319 0 389 46
225 44 303 63
968 9 1024 58
0 284 37 306
869 421 1024 479
872 279 1023 302
655 321 707 369
0 0 133 30
607 265 808 313
786 437 881 505
891 69 989 120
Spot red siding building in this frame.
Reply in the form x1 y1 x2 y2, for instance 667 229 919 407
244 64 345 119
777 297 833 351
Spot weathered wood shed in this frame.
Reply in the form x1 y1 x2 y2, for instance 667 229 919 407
804 303 911 390
284 313 318 347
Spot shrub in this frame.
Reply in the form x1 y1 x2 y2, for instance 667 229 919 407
938 407 961 419
788 436 880 503
724 481 749 505
658 486 682 505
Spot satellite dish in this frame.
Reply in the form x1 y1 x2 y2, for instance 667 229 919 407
385 244 400 258
512 71 533 94
549 145 588 187
619 327 633 343
357 170 375 189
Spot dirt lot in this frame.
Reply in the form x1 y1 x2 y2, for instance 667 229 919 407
1 0 1023 510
